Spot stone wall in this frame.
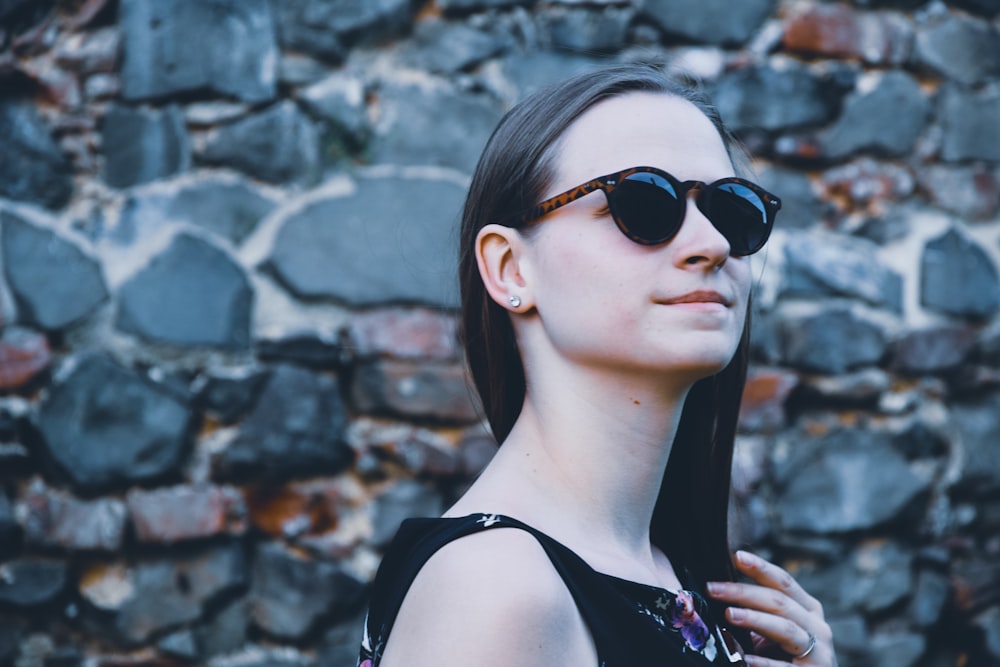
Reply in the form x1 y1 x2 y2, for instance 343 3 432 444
1 0 999 665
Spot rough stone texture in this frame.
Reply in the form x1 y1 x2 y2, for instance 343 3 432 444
643 0 776 46
975 605 1000 661
119 0 278 103
0 492 17 558
868 632 926 667
116 544 247 643
37 354 193 492
0 100 74 209
541 6 634 54
243 479 341 539
346 308 460 361
402 19 507 73
352 359 481 423
127 485 246 544
194 368 270 425
917 164 1000 221
0 558 67 607
118 177 277 246
737 368 799 433
820 70 928 158
0 326 51 391
17 484 126 551
115 233 253 350
1 212 109 331
821 158 914 210
909 569 949 628
783 4 912 65
298 72 370 146
497 51 603 101
783 231 903 311
198 101 320 185
776 307 888 374
257 331 345 369
756 166 828 229
250 542 363 640
776 429 929 533
912 12 1000 86
196 597 248 658
938 84 1000 162
920 228 1000 320
371 480 445 547
368 82 501 172
713 62 842 132
266 176 463 308
102 104 190 188
439 0 530 10
891 326 977 374
216 364 352 481
953 396 1000 496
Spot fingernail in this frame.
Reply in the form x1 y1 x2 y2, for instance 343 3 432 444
727 608 745 622
707 582 720 595
736 550 754 565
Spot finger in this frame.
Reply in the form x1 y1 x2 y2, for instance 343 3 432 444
725 606 814 658
743 655 792 667
707 580 811 630
733 551 823 615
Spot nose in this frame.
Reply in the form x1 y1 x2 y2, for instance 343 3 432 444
670 193 732 271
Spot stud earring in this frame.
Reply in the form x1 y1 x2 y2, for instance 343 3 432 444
508 295 522 308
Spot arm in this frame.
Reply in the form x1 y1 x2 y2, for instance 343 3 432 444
379 527 597 667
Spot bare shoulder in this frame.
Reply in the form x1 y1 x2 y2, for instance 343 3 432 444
379 527 597 667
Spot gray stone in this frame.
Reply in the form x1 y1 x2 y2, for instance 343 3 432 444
157 629 198 660
910 569 950 627
828 615 869 667
981 321 1000 365
194 369 270 425
265 175 463 307
498 51 605 101
119 0 277 103
0 492 17 557
713 63 843 132
974 605 1000 661
439 0 530 10
1 212 108 331
37 354 193 492
318 609 367 667
18 485 127 551
216 364 352 481
117 544 247 643
198 101 320 184
0 617 25 664
369 82 501 173
890 420 949 459
642 0 776 46
939 84 1000 162
272 0 414 59
868 631 926 667
913 12 1000 86
371 480 444 547
891 326 977 374
776 307 888 374
196 597 248 658
116 233 253 349
541 6 634 54
0 100 73 209
118 177 277 246
756 166 827 229
298 72 369 148
917 164 1000 221
402 19 506 73
250 542 363 640
101 104 190 188
0 0 53 34
953 395 1000 496
257 332 344 369
948 0 1000 16
798 368 890 405
783 231 903 311
776 428 929 533
821 70 929 158
0 558 67 607
352 359 481 423
920 227 1000 320
279 54 329 86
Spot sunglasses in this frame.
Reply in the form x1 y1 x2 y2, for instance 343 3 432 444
514 166 781 257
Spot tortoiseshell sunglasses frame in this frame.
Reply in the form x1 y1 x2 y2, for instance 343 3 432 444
512 166 781 256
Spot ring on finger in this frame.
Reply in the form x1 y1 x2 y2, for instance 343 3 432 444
793 632 816 660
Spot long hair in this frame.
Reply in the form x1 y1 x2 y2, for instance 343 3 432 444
458 63 753 595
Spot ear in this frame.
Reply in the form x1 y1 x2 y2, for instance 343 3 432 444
475 224 533 312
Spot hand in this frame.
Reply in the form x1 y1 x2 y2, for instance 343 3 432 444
706 550 837 667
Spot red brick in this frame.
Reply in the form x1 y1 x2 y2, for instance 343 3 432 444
0 327 51 390
739 368 799 433
346 307 460 361
783 5 912 65
126 485 246 544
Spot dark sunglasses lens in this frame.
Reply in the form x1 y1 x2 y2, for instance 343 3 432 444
611 172 684 244
703 183 771 255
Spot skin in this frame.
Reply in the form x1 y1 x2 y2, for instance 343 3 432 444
379 92 835 666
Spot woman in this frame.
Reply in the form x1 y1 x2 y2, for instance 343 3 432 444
358 63 835 666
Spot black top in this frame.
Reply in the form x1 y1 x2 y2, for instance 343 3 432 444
358 513 747 666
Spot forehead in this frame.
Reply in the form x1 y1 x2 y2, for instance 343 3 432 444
549 92 734 191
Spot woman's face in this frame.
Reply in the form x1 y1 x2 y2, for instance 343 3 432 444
519 92 753 383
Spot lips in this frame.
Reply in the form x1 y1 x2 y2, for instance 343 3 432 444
657 290 732 306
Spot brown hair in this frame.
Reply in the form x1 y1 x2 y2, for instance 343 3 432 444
458 63 752 601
